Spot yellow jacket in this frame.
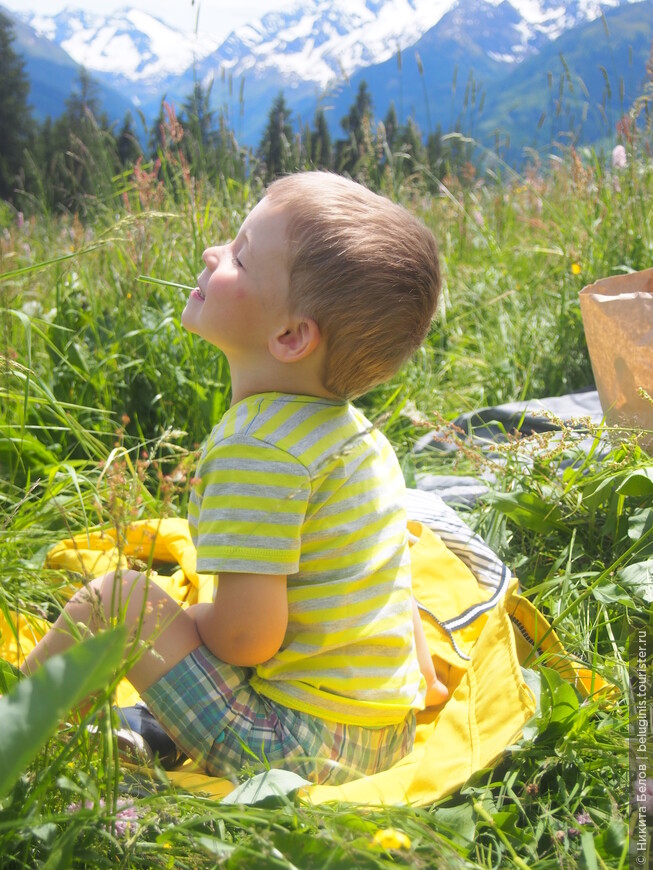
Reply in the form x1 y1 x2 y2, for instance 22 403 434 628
0 494 609 806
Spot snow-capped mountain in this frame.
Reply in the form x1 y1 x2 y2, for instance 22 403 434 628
5 0 650 152
200 0 640 91
16 0 643 95
210 0 454 89
20 6 220 91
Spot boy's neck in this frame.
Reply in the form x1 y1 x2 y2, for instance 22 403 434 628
228 357 340 407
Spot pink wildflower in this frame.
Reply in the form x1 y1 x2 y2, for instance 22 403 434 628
611 145 627 169
112 802 141 837
67 797 142 837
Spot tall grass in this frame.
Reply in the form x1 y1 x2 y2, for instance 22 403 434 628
0 83 651 867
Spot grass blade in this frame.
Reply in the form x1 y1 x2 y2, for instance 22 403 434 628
0 625 127 798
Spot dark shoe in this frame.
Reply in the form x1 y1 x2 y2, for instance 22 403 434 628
113 704 187 769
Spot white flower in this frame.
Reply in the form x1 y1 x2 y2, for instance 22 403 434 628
611 145 627 169
21 300 42 318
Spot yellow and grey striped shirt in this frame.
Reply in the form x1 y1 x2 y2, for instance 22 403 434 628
188 392 425 726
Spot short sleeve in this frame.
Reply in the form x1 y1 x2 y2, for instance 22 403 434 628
188 436 311 575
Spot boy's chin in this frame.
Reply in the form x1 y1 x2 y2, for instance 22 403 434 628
180 308 196 333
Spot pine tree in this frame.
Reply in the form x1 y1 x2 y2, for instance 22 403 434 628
311 108 332 170
398 117 425 167
148 99 168 159
258 93 295 182
214 111 246 182
426 124 447 185
116 112 143 168
341 81 373 139
44 69 119 215
383 102 398 153
0 11 35 202
63 67 103 124
181 80 216 175
336 81 373 176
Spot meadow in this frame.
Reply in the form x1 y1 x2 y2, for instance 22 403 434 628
0 81 652 868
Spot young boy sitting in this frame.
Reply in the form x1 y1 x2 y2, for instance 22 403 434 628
22 171 447 785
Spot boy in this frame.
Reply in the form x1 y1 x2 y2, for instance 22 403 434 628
22 172 446 784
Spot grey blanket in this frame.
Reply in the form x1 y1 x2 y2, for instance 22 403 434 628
414 389 605 506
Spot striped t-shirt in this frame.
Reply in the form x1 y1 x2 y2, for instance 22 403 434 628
188 392 425 726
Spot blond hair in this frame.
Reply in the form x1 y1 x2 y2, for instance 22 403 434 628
266 172 440 400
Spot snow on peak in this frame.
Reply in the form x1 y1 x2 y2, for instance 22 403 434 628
18 0 644 91
212 0 456 88
25 6 220 82
482 0 636 60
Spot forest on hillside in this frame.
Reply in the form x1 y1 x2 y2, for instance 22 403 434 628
0 9 487 216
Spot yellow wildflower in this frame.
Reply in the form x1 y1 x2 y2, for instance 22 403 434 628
571 263 581 275
371 828 411 850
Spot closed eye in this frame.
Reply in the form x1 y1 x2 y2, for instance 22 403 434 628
232 254 244 269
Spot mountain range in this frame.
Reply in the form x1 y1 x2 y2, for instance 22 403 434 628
3 0 651 159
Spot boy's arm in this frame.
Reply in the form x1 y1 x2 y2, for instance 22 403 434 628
412 597 449 707
188 572 288 667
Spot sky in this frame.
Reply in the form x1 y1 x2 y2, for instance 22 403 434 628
0 0 299 42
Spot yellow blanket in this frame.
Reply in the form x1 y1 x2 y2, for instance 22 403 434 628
0 514 608 806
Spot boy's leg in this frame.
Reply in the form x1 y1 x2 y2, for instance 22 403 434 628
21 570 202 694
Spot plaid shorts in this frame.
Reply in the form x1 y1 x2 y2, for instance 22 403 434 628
142 645 416 786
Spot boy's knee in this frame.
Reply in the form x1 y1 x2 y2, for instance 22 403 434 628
90 569 146 610
70 577 102 606
101 568 142 589
87 576 103 595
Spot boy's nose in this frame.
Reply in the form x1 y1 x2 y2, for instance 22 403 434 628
202 247 221 270
202 248 220 271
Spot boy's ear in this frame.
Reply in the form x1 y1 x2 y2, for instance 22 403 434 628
269 317 321 363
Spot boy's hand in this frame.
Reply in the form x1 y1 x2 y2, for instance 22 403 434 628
188 573 288 667
424 675 449 707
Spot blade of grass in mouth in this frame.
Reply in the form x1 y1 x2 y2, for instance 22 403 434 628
137 275 195 292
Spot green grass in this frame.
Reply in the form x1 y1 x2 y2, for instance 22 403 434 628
0 96 652 868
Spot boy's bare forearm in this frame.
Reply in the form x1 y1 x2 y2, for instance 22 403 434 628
185 602 247 663
412 597 449 707
186 581 287 666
